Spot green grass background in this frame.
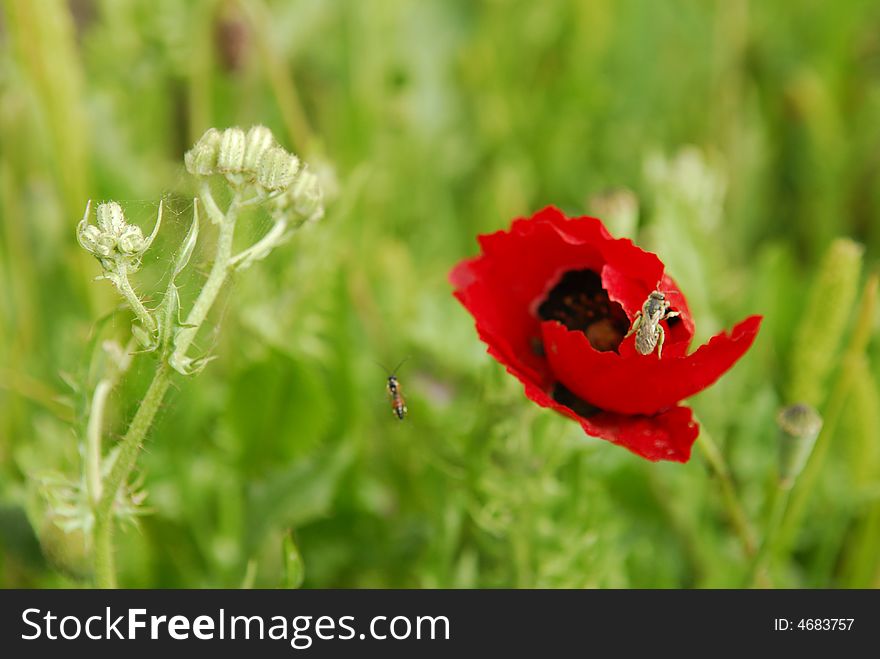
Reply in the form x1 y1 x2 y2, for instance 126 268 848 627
1 0 879 588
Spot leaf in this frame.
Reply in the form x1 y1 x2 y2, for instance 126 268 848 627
0 505 48 571
282 531 305 589
130 323 157 352
157 283 179 350
143 199 164 251
228 352 331 470
172 199 200 279
168 349 216 376
244 443 352 553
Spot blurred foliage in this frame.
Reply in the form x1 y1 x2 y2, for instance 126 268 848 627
0 0 878 588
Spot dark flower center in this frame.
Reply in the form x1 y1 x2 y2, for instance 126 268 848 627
537 269 630 353
552 383 602 418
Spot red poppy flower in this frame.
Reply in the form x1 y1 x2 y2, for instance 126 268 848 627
450 206 761 463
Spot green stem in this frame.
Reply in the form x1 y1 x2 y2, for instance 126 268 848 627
746 482 790 587
697 426 757 557
241 559 258 589
645 467 707 585
93 362 171 587
85 380 111 506
229 218 287 270
170 193 240 366
113 264 157 335
86 340 135 587
199 182 226 224
93 513 115 588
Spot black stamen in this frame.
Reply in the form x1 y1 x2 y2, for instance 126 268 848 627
552 383 602 418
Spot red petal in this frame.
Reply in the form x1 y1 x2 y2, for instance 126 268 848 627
451 207 610 390
451 256 554 390
583 407 699 463
516 375 699 462
542 315 762 416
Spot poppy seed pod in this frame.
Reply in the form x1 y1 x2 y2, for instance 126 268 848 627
451 207 762 462
217 127 247 174
257 146 300 191
242 125 276 172
777 403 822 488
184 128 222 176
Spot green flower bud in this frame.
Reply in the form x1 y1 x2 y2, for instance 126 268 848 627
96 201 126 235
289 168 324 222
184 128 222 176
217 127 247 174
95 233 117 258
243 125 276 172
117 225 146 254
77 200 161 274
777 403 823 488
257 146 300 191
76 223 103 254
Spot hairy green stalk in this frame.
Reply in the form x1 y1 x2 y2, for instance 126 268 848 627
112 264 158 335
839 361 880 587
92 513 115 588
85 339 136 588
85 380 111 507
171 191 240 367
93 363 171 588
787 239 863 407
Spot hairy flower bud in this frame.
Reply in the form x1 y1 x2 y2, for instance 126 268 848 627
289 168 324 222
117 225 146 254
257 146 300 191
77 200 162 274
76 223 104 254
243 125 276 173
267 168 325 225
96 233 117 257
184 128 222 176
96 201 127 235
217 127 247 174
